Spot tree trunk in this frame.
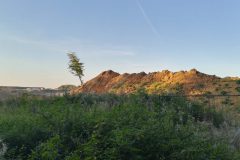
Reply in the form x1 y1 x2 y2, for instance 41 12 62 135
79 76 83 86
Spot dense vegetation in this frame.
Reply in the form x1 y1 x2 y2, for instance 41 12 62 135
0 92 240 159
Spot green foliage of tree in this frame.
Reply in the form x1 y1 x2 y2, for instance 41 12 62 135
67 52 84 85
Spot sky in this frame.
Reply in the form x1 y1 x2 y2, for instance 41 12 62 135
1 0 240 88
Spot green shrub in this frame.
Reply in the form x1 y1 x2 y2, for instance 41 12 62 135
222 98 231 105
195 83 205 89
236 80 240 85
212 111 225 128
236 87 240 93
221 91 228 96
0 94 239 159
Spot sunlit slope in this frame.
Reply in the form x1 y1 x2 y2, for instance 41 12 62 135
72 69 240 96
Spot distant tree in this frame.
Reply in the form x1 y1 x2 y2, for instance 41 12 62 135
58 85 76 91
67 52 84 85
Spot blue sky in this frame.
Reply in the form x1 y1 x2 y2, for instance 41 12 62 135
1 0 240 88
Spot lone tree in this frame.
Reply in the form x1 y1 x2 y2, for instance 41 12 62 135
67 52 84 85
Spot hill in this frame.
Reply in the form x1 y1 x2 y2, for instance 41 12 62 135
72 69 240 95
71 69 240 106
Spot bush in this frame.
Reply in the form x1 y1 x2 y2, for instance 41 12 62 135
221 91 228 96
236 87 240 93
0 94 239 159
236 80 240 85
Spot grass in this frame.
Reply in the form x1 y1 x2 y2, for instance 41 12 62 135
0 93 240 159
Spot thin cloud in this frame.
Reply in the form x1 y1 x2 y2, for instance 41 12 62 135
3 35 135 57
100 49 135 56
136 0 160 37
5 36 67 53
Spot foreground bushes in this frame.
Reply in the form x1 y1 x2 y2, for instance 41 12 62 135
0 93 239 159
